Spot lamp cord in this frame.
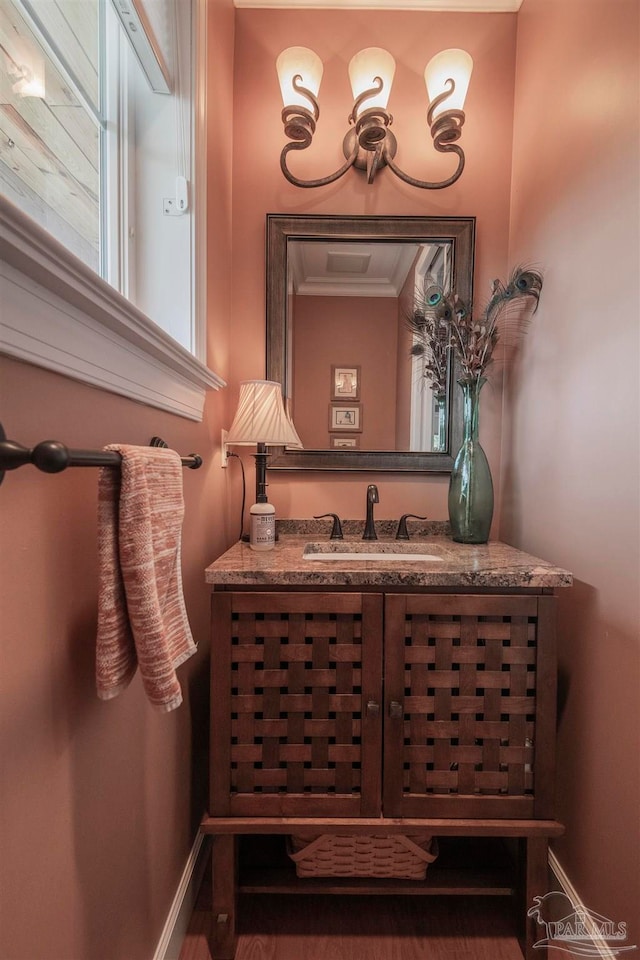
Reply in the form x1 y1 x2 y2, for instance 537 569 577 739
226 452 246 542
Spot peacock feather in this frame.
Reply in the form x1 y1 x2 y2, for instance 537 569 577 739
405 280 457 396
405 265 543 384
474 265 543 374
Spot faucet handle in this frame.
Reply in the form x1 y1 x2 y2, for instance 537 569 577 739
314 513 344 540
395 514 427 540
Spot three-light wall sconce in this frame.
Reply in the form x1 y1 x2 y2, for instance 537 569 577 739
276 45 473 190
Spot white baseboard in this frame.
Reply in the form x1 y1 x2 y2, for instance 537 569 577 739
548 849 617 959
153 832 211 960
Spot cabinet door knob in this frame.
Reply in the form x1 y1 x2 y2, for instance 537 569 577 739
366 700 380 717
389 700 404 719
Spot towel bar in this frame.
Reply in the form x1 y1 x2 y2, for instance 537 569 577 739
0 423 202 485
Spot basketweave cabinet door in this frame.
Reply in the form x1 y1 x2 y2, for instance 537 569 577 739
382 593 557 820
211 591 384 818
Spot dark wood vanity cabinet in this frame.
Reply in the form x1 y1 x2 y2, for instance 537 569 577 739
383 592 557 822
204 585 563 960
210 591 383 819
210 590 556 822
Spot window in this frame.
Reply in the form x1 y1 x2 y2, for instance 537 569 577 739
0 0 223 417
1 0 102 270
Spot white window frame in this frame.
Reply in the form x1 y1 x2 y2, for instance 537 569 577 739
409 242 451 451
0 0 224 419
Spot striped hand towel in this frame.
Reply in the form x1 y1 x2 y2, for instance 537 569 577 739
96 444 196 712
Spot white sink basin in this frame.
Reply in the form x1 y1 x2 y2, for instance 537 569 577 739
303 541 444 562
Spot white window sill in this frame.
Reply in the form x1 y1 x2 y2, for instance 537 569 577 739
0 198 225 420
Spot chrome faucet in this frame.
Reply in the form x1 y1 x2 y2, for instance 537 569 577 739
363 484 379 540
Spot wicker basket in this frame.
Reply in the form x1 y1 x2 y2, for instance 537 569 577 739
287 834 439 880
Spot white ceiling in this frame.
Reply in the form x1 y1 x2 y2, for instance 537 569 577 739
234 1 522 11
290 241 421 297
289 239 450 299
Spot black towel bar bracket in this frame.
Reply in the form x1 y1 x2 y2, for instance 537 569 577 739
0 423 202 486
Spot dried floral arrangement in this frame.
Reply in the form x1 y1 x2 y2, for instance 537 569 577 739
407 265 544 387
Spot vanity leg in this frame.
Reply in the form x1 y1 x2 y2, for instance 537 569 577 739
518 836 548 960
210 835 237 960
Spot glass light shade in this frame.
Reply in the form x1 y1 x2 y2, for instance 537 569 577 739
276 47 323 113
226 380 303 448
424 49 473 119
348 47 395 116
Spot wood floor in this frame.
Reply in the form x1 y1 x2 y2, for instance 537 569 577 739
180 878 529 960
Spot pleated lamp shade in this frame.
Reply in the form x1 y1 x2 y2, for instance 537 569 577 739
226 380 303 449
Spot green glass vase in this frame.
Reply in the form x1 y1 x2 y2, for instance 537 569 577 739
448 376 494 543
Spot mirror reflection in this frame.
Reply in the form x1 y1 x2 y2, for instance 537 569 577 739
289 238 451 453
266 215 475 473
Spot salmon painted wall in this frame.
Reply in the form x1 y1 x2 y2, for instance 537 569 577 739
503 0 639 945
292 294 398 449
0 2 235 958
231 8 517 527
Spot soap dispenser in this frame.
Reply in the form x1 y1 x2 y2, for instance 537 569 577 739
250 494 276 551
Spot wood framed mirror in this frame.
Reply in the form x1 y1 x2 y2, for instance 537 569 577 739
266 214 475 472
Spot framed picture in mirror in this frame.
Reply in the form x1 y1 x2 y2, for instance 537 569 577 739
331 365 360 401
329 404 362 432
330 434 360 449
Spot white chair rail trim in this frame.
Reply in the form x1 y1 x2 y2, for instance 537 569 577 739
0 198 225 420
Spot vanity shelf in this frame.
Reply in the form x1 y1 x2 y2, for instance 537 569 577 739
237 836 515 897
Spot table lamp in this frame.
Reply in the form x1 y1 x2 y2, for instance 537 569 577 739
225 380 302 550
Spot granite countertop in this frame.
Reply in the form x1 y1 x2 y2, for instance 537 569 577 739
205 520 572 590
